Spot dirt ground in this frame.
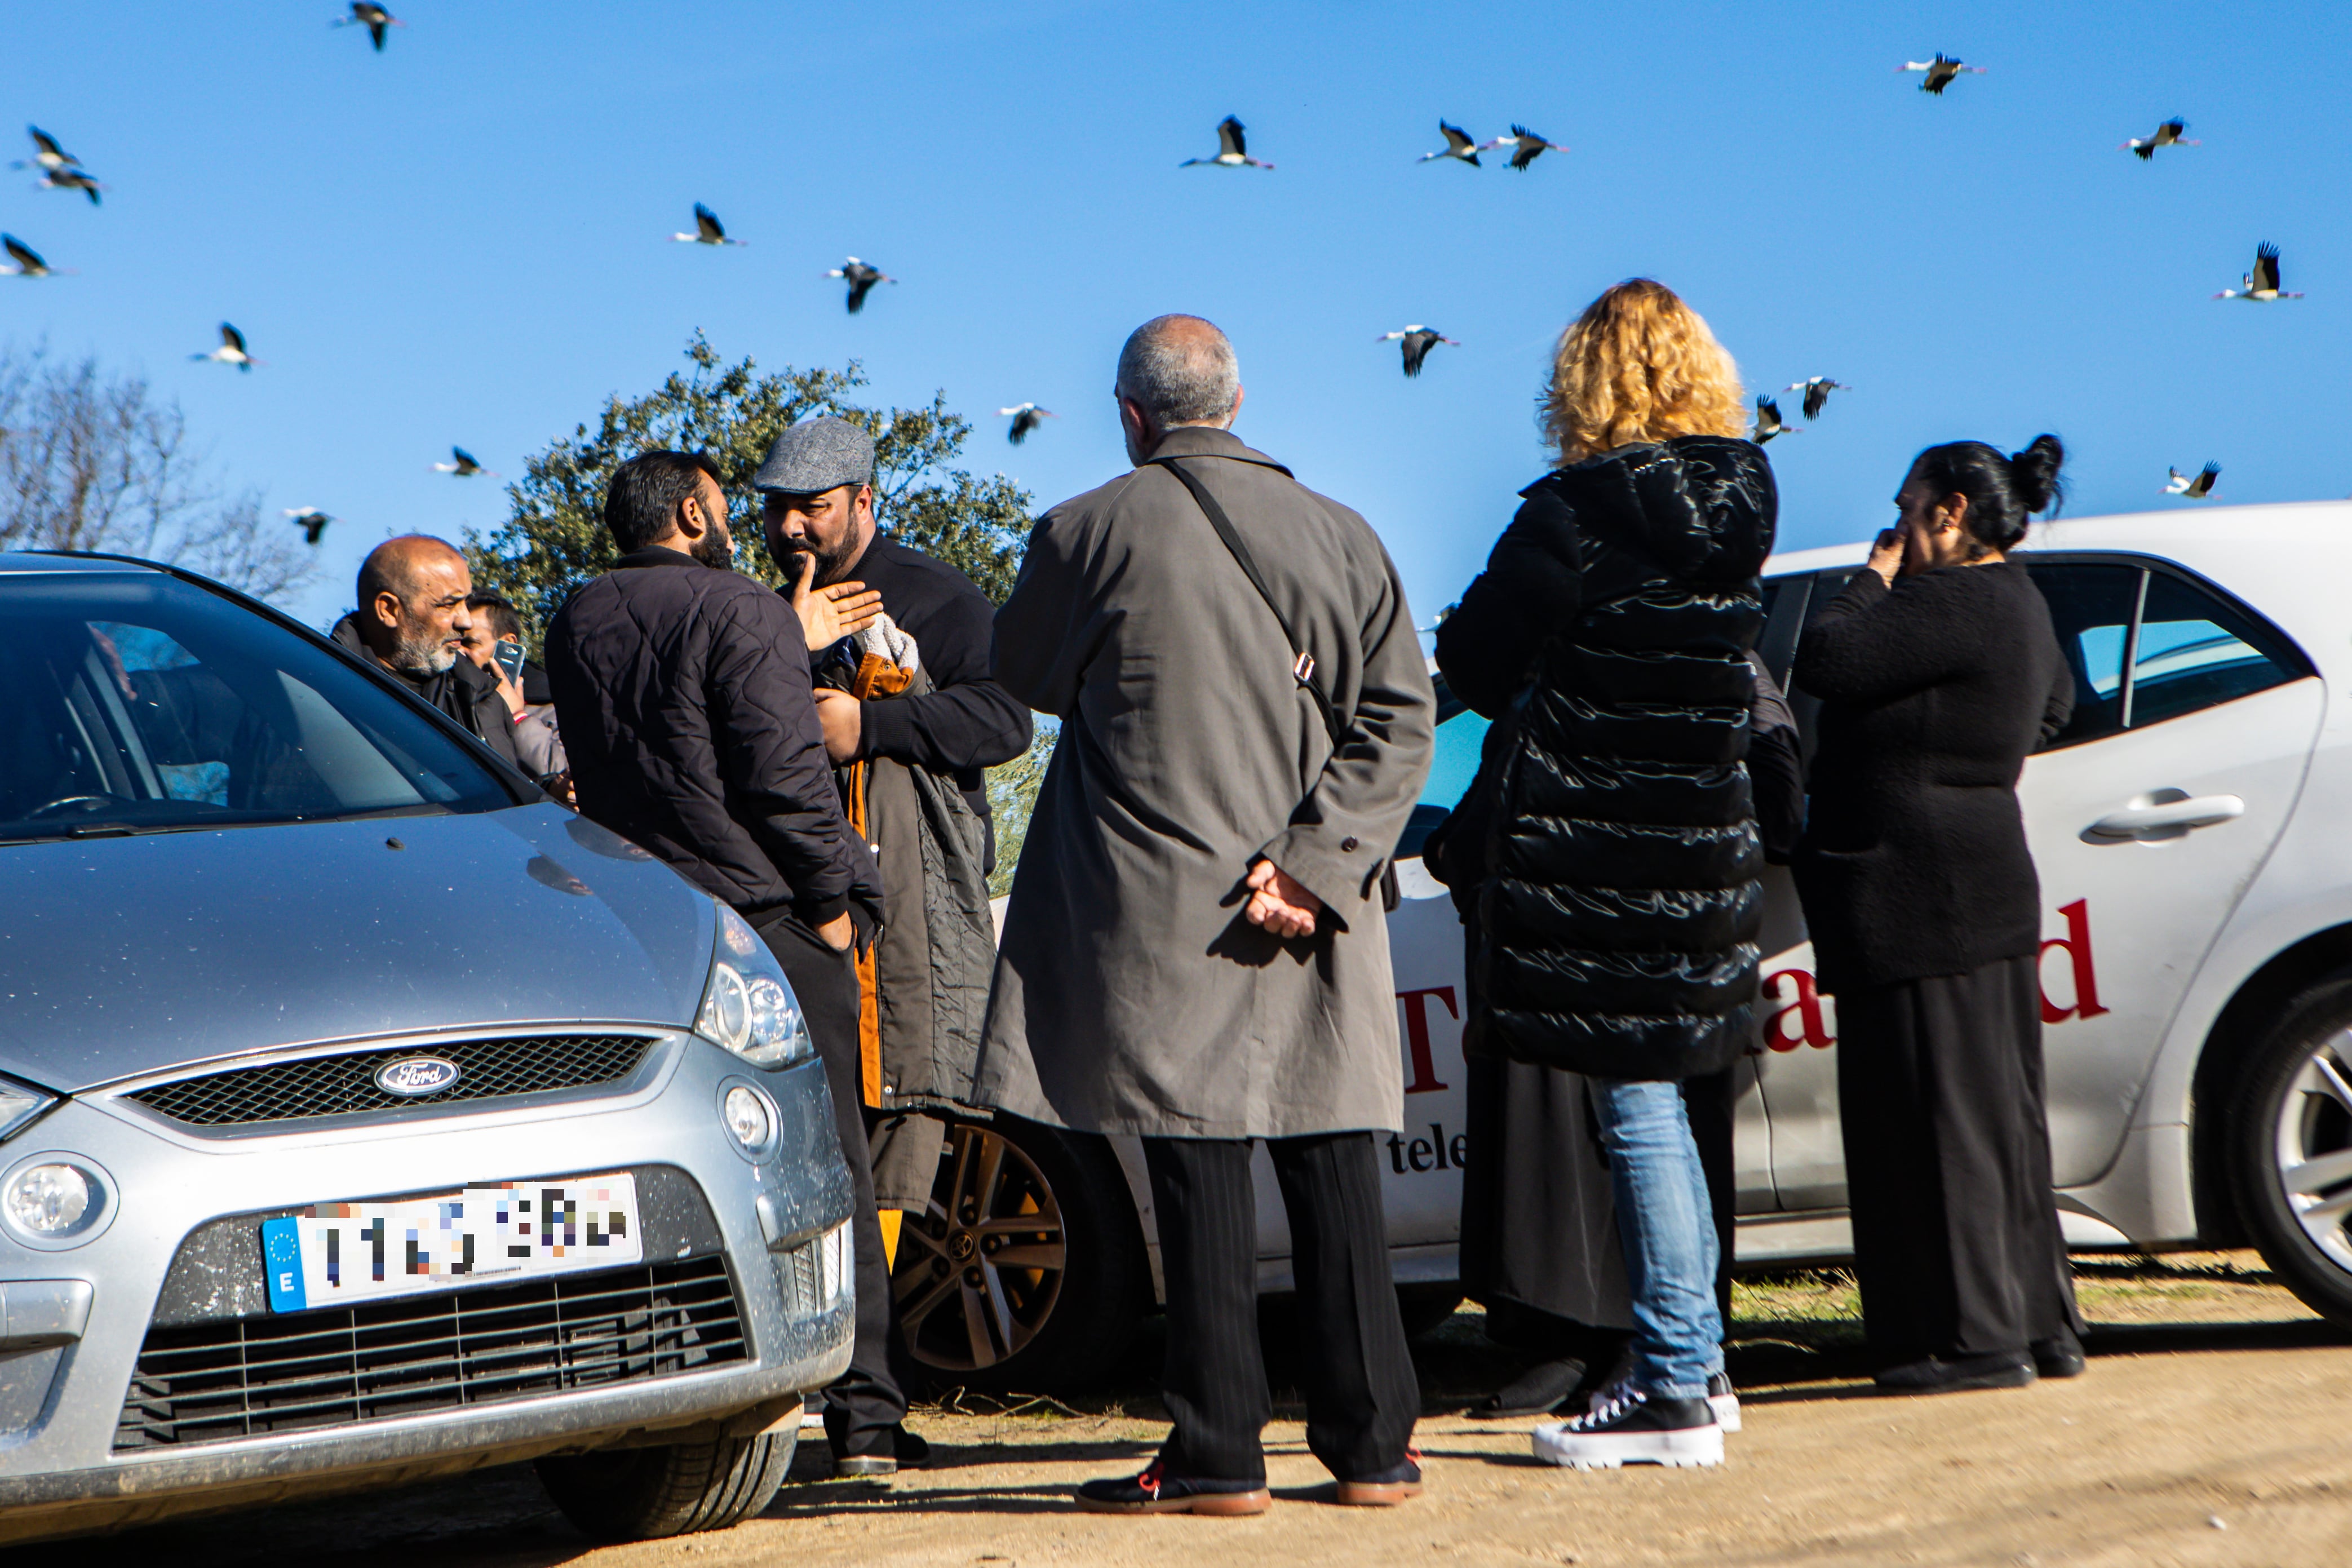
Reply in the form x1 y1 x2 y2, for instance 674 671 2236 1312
46 1253 2352 1568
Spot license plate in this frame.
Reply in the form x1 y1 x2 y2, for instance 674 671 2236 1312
260 1173 642 1313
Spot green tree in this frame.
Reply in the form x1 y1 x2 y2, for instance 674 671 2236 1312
464 333 1029 639
465 333 1054 893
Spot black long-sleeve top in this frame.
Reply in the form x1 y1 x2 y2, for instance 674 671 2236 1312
825 533 1034 861
1791 562 2071 994
547 547 879 925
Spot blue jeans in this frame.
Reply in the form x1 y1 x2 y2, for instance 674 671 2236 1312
1591 1078 1724 1401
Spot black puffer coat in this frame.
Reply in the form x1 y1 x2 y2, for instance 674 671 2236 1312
1436 436 1776 1082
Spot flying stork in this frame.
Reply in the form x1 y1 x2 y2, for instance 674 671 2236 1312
192 322 259 370
284 508 338 544
999 404 1057 445
1379 326 1459 378
670 203 745 246
37 167 104 205
826 257 896 314
1478 125 1567 170
2215 242 2301 301
1900 54 1986 95
14 127 78 174
1784 377 1849 421
335 3 405 51
1181 116 1273 170
1752 396 1799 444
0 236 59 277
1420 122 1481 167
2163 464 2221 499
2123 118 2199 160
433 447 498 477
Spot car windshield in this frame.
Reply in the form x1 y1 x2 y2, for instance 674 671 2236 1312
0 569 513 844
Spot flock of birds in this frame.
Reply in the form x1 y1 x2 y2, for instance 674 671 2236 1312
0 23 2307 538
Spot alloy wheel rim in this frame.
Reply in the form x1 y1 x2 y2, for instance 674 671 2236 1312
892 1126 1067 1371
2271 1027 2352 1272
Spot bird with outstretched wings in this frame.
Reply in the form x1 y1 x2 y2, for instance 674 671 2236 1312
1421 121 1481 166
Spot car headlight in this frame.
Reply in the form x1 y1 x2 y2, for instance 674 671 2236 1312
0 1080 57 1146
696 902 816 1069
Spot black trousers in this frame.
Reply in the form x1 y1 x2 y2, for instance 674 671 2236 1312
751 910 909 1455
1835 955 2085 1360
1144 1133 1419 1483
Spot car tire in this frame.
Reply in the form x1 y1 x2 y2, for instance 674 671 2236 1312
535 1428 795 1540
2228 976 2352 1326
893 1117 1149 1396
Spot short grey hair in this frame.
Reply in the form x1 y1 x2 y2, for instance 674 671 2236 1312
1116 315 1239 426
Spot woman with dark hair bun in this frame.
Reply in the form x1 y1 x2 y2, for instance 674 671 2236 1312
1792 433 2087 1395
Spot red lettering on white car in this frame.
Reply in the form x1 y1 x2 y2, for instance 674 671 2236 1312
1396 986 1457 1094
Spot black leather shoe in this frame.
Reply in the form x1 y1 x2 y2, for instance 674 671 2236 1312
1335 1448 1423 1506
1875 1352 2035 1394
1076 1460 1272 1516
830 1423 928 1477
1468 1359 1585 1419
2031 1330 2087 1379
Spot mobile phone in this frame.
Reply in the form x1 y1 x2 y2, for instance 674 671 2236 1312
493 638 526 685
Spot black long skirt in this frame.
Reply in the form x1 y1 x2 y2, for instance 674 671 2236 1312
1459 918 1738 1348
1835 955 2085 1359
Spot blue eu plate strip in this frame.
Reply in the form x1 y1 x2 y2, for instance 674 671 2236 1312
262 1217 307 1312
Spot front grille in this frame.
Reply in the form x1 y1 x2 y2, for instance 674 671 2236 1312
114 1255 746 1450
127 1035 657 1127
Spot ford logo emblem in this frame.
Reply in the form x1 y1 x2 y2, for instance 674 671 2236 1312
374 1056 463 1097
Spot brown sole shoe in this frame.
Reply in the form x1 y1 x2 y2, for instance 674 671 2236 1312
1077 1487 1273 1517
1334 1479 1422 1507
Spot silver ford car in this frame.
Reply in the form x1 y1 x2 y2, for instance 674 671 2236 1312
0 552 855 1545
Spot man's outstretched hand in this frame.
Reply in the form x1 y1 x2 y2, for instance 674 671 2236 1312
789 553 883 652
1244 859 1323 939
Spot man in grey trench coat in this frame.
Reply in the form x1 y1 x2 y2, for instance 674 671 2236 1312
977 315 1437 1514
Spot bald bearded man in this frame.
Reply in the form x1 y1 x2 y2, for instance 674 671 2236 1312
331 534 521 768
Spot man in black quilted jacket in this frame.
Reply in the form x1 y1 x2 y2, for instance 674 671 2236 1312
544 449 904 1463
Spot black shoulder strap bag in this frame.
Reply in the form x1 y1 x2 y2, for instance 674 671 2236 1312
1148 455 1401 913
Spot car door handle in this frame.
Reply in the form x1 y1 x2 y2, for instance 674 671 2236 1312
2087 794 2245 841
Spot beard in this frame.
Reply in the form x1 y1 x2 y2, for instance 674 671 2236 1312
689 526 736 572
787 537 860 587
389 623 458 677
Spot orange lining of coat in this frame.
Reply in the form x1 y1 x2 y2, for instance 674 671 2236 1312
845 652 915 1108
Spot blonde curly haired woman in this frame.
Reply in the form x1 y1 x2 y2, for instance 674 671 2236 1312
1433 279 1777 1469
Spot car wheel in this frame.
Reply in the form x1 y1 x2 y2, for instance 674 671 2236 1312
893 1118 1148 1396
2229 978 2352 1326
536 1428 795 1540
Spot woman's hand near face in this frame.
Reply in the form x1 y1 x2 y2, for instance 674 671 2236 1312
1866 528 1905 585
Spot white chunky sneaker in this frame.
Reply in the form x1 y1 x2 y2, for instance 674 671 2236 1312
1531 1385 1724 1470
1707 1372 1741 1434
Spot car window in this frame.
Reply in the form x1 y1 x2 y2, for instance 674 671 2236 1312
0 572 513 844
2127 572 2305 728
2025 564 2141 750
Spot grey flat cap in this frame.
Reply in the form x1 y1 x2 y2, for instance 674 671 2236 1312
753 416 874 494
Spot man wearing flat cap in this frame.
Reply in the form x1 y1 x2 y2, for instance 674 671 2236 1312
755 417 1034 1474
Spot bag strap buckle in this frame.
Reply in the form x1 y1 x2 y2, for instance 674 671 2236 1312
1292 650 1316 686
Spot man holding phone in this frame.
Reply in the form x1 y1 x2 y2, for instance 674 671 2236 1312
460 592 568 792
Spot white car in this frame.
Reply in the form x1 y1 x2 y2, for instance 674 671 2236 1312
905 502 2352 1392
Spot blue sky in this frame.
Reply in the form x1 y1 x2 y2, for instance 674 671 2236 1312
5 1 2347 630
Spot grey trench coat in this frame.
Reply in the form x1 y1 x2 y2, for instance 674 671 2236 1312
974 426 1436 1139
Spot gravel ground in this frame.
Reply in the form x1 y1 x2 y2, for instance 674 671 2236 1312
36 1252 2352 1568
